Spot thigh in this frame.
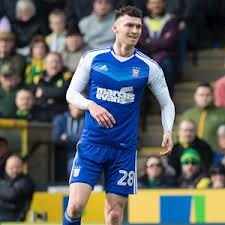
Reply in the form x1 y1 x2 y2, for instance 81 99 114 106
104 150 137 197
69 142 103 188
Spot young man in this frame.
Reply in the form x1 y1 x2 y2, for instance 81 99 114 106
181 82 225 152
65 6 175 225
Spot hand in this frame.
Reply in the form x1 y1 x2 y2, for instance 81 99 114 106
160 131 173 156
36 87 43 98
164 32 171 39
179 21 186 31
87 101 116 128
47 98 54 104
60 133 67 141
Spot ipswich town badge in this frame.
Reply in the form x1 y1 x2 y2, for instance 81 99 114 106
132 67 140 78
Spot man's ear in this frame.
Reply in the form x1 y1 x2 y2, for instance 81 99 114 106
112 23 117 33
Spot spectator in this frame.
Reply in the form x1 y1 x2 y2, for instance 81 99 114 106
181 82 225 152
166 0 187 77
138 155 177 188
0 16 26 83
214 125 225 165
24 35 48 86
178 148 210 188
168 119 213 177
78 0 115 49
39 0 65 33
61 30 89 73
0 137 9 179
45 9 66 53
138 0 179 96
65 0 94 32
0 63 19 117
0 155 34 222
65 0 147 33
9 88 36 121
12 0 48 56
208 162 225 188
214 75 225 109
115 0 148 16
0 0 39 24
34 52 72 122
53 103 85 175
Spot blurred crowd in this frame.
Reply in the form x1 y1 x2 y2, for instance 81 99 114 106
0 0 225 221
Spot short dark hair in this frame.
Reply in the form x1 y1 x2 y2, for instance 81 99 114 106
196 82 213 93
115 5 142 21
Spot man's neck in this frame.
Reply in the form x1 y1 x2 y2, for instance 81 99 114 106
113 41 135 58
0 53 7 58
150 12 163 19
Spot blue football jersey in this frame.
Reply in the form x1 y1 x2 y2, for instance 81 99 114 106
77 46 167 150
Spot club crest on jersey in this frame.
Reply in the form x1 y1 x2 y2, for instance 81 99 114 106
132 67 140 78
73 167 80 177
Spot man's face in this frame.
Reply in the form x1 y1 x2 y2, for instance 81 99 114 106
0 39 14 57
211 173 225 188
66 35 83 52
182 162 199 178
93 0 112 18
218 134 225 149
178 120 196 143
16 90 34 110
194 86 213 108
18 6 34 22
146 157 163 180
113 15 142 48
0 74 18 92
45 54 62 77
5 156 23 179
147 0 165 16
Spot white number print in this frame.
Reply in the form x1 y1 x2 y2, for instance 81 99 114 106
117 170 135 187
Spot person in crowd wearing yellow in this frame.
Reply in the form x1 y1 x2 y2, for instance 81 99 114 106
24 35 48 86
181 82 225 152
178 148 210 189
34 52 72 122
9 88 36 121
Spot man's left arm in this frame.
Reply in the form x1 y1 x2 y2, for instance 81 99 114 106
148 64 175 155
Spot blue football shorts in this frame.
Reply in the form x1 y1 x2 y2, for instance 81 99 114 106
69 141 137 197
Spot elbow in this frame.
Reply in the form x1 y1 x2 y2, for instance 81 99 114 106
66 89 72 104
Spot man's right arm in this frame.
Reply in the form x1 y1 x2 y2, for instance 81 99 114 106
66 54 116 128
147 62 175 155
66 56 92 110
